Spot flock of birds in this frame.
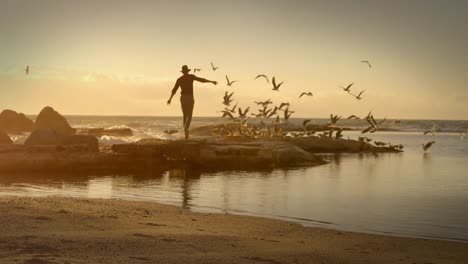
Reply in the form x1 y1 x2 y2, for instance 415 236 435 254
183 60 402 151
22 63 464 152
211 60 458 152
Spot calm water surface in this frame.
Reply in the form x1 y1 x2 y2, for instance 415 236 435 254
1 129 468 242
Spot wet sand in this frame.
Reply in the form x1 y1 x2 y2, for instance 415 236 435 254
0 196 467 264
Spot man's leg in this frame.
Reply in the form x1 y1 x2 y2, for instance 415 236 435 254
181 96 194 140
185 100 194 139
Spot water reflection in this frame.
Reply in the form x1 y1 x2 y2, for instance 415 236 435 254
166 169 201 209
0 132 468 241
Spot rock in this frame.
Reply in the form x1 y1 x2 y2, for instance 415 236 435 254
61 135 99 152
0 110 34 134
0 130 13 145
136 138 167 145
24 128 62 146
268 143 327 166
34 106 75 135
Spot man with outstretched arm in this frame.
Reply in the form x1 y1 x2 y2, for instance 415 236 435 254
167 65 217 139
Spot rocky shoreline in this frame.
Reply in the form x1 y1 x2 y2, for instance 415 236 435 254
0 106 401 173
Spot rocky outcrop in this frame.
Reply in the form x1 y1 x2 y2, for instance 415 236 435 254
61 135 99 152
24 128 62 146
285 137 401 153
24 129 98 152
0 131 13 145
0 110 34 134
112 139 327 169
34 106 75 135
0 134 403 173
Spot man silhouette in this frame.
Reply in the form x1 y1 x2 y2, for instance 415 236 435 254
167 65 217 139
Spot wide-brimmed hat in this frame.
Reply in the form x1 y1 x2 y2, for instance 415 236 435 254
180 65 191 73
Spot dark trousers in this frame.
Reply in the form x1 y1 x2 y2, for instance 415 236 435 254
180 95 194 133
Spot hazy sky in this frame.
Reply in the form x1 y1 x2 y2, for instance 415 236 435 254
0 0 467 119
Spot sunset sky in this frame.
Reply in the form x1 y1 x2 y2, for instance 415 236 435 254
0 0 467 119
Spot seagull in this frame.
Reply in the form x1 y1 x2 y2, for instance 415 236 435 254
299 92 313 98
346 115 360 120
327 114 341 127
254 74 269 83
222 91 234 106
220 110 235 119
423 124 440 136
339 83 354 92
422 141 435 151
394 120 401 126
238 107 250 119
283 107 294 121
211 62 218 71
351 90 366 100
271 77 283 91
335 128 343 139
25 65 30 75
254 99 272 108
225 75 237 86
374 141 387 146
278 102 290 110
193 68 202 73
301 120 311 131
225 103 238 113
361 60 372 68
267 107 279 118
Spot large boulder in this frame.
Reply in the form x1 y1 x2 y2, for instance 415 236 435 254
34 106 75 135
24 128 62 146
0 131 13 145
24 129 98 152
61 134 99 152
0 110 34 134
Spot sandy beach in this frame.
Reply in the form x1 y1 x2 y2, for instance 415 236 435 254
0 196 467 264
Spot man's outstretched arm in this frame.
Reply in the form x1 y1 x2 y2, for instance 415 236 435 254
167 80 180 105
194 76 217 85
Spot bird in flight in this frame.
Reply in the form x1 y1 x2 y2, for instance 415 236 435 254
339 83 354 92
351 90 366 100
211 62 219 71
283 107 294 121
225 75 238 86
238 107 250 119
225 103 238 113
222 91 234 106
361 60 372 68
423 124 440 136
254 99 273 108
327 114 341 127
299 92 313 98
254 74 269 83
271 77 283 91
193 68 202 73
422 141 435 151
346 115 360 120
278 102 290 110
25 65 30 75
